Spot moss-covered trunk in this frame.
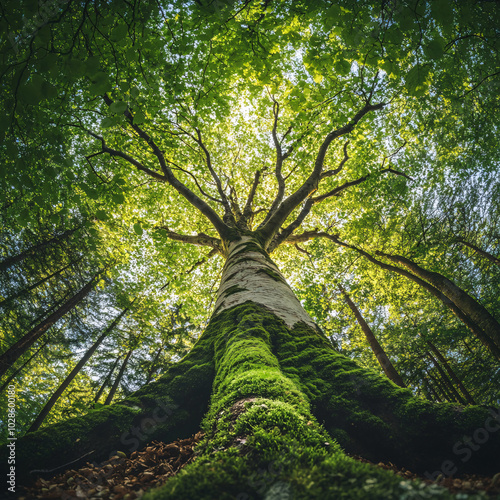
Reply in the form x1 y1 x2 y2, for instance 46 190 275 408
5 237 500 498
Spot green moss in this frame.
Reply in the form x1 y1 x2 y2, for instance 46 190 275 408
143 303 462 500
13 297 498 497
221 284 247 298
273 319 500 476
4 334 216 484
257 267 287 284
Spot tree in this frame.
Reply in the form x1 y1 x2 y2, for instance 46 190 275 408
338 283 406 387
1 0 500 498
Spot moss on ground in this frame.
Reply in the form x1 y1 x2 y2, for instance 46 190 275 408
2 333 216 485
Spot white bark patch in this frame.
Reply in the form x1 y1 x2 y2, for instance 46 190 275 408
214 237 316 329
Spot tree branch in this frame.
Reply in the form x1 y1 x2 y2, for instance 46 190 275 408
321 140 350 179
157 226 222 251
102 95 231 239
243 169 262 220
260 99 286 227
312 174 370 203
86 130 167 182
257 102 385 248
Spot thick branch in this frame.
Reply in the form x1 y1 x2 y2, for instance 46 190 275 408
258 102 385 248
259 100 286 227
243 170 262 220
157 227 222 251
102 95 230 239
321 140 350 179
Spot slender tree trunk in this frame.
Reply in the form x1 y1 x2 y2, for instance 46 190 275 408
28 307 130 432
425 340 476 405
94 355 122 404
424 376 442 402
145 346 163 384
426 370 450 402
338 284 405 387
0 340 49 393
457 238 500 266
378 251 500 350
0 257 82 309
104 349 133 405
426 351 465 404
0 227 80 272
0 271 103 378
339 242 500 360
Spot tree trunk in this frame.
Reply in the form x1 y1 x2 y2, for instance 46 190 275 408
426 351 466 405
0 271 103 378
146 346 163 384
0 339 49 393
338 284 406 387
28 307 130 432
94 355 122 404
5 237 500 494
423 376 442 402
342 243 500 360
0 227 80 272
378 251 500 350
0 257 82 309
426 370 451 402
104 349 133 405
425 340 476 405
457 238 500 266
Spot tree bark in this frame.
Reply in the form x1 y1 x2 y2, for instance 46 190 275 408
329 239 500 360
145 346 163 384
0 257 82 309
425 340 476 405
378 251 500 350
423 375 442 402
426 351 465 404
94 355 122 404
426 370 451 402
338 284 406 387
0 271 103 378
0 340 49 393
28 307 129 432
104 349 133 405
0 227 80 272
457 238 500 266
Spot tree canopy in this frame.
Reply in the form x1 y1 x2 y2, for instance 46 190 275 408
1 0 499 444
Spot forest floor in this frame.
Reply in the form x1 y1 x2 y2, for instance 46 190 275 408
20 432 500 499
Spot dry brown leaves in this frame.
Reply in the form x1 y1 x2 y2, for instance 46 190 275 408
350 454 500 496
20 432 204 500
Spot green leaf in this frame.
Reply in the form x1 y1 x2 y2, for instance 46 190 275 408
431 0 453 26
133 222 143 235
96 209 109 221
112 192 125 204
423 39 445 60
101 117 115 128
334 59 351 76
133 110 146 124
110 101 128 114
313 72 323 84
